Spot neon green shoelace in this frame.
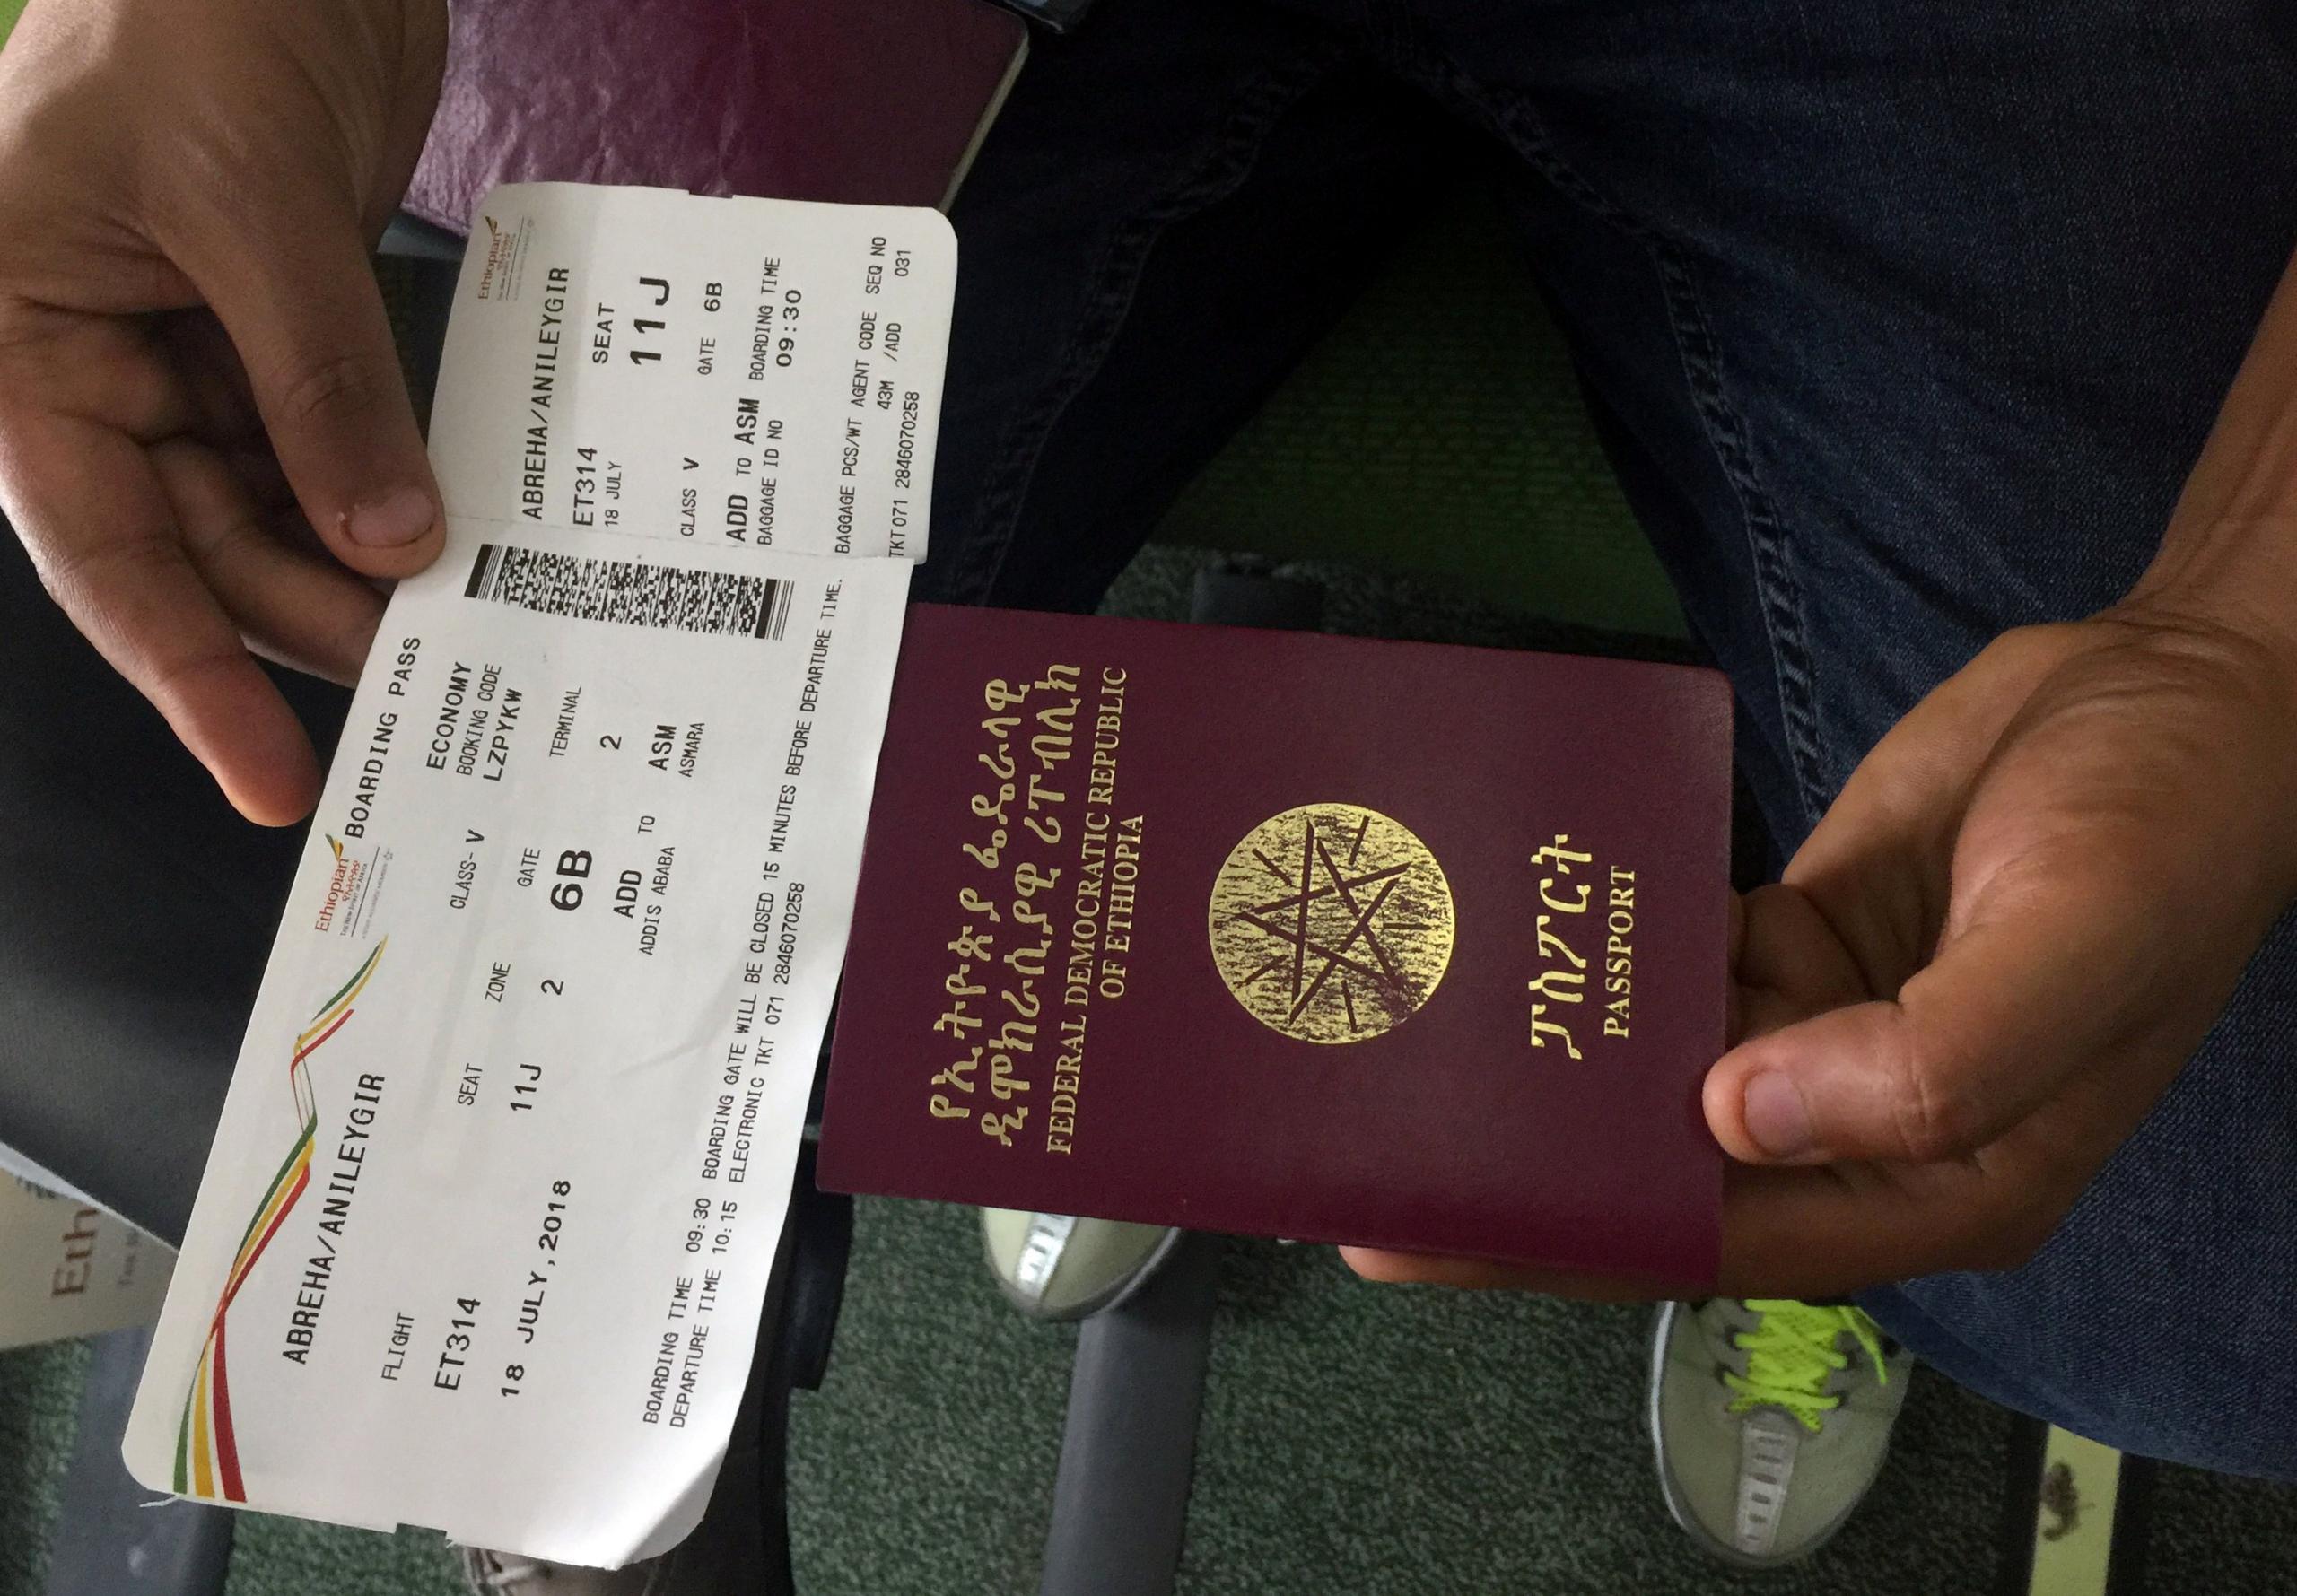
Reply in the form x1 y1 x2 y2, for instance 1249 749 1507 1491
1723 1299 1889 1433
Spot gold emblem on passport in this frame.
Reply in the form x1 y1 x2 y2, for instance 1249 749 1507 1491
1209 804 1455 1043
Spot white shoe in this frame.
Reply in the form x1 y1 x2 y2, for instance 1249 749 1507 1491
980 1208 1182 1321
1649 1298 1914 1565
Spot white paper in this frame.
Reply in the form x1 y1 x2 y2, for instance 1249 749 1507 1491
0 1175 172 1350
428 183 954 561
0 1138 103 1209
124 183 951 1566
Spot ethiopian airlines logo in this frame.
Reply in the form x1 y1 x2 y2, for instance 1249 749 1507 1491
1208 804 1454 1044
472 213 534 303
312 834 377 938
175 940 385 1503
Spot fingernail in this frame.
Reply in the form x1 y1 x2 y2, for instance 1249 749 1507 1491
1742 1073 1814 1159
347 487 438 548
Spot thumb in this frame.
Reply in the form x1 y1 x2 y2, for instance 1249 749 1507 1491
177 198 443 580
1704 863 2146 1165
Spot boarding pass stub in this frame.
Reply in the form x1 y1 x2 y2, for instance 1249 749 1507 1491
428 183 955 560
123 184 948 1567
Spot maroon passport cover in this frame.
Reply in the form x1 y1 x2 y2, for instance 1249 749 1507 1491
406 0 1029 231
819 606 1732 1286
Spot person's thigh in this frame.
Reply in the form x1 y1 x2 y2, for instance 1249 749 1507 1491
1378 0 2297 1472
925 1 1446 611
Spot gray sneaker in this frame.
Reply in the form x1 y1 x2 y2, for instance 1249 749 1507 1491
1650 1298 1914 1565
980 1208 1183 1321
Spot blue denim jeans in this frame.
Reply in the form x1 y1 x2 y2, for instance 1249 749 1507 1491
916 0 2297 1478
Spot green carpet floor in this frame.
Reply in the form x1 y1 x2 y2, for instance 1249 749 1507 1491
1149 193 1681 641
0 1340 80 1595
10 1191 2297 1593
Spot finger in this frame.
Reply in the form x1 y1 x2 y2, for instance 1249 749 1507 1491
152 439 388 685
1338 1247 1680 1302
1705 862 2148 1165
1725 882 1872 1051
1783 627 2083 987
1 301 200 442
1711 1159 2035 1297
1735 883 1870 1009
167 196 442 580
1341 1156 2018 1303
223 448 298 515
1348 1162 2023 1301
156 311 266 451
2 413 320 823
1735 981 1823 1047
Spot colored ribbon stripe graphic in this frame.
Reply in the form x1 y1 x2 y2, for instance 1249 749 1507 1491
175 940 386 1500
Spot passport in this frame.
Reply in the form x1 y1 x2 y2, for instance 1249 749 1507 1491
406 0 1029 230
818 606 1732 1286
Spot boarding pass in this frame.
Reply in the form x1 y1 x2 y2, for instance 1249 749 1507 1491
123 184 952 1566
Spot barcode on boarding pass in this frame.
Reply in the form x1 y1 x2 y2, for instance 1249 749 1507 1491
464 543 797 641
